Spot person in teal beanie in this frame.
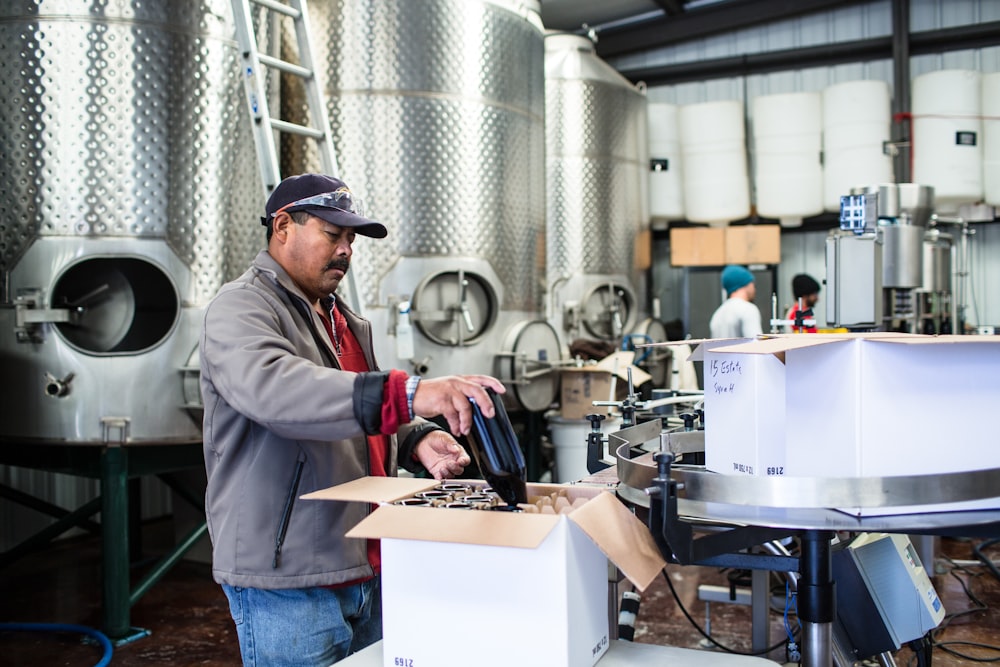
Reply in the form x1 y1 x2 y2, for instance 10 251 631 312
709 265 763 338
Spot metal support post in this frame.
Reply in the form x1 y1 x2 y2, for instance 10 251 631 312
799 530 835 667
751 567 770 653
101 444 130 640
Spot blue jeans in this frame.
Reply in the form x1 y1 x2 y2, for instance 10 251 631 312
221 578 382 667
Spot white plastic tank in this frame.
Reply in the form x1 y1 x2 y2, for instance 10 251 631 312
822 80 894 212
678 100 751 226
984 72 1000 207
546 413 622 483
752 92 823 227
648 102 685 222
912 69 983 213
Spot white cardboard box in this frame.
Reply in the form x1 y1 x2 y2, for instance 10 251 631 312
701 333 1000 515
701 342 788 477
302 477 666 667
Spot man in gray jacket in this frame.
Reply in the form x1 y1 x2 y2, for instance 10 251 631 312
200 173 505 666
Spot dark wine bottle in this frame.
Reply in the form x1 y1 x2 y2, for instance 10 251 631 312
465 388 527 507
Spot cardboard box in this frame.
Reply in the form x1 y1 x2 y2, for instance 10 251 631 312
669 227 725 266
724 224 781 265
669 225 781 267
560 352 652 419
302 477 665 667
700 334 1000 515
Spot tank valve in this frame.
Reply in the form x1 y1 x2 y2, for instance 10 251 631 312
411 357 431 376
44 371 75 398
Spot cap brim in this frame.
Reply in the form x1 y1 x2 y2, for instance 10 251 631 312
310 207 388 239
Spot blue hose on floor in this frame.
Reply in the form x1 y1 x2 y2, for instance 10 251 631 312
0 622 113 667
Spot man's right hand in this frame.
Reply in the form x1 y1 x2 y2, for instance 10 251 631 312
411 375 506 436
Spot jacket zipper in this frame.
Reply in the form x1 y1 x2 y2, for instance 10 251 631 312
272 457 305 569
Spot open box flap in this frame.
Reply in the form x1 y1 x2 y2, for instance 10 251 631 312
346 504 560 548
712 335 851 357
866 334 1000 345
568 491 667 592
300 476 438 504
687 337 753 361
594 351 653 385
562 351 653 386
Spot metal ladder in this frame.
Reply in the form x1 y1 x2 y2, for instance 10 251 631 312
231 0 362 312
231 0 339 194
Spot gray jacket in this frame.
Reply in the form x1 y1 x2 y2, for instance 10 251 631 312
200 250 434 589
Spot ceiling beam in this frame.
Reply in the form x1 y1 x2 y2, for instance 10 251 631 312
650 0 685 17
595 0 872 59
614 20 1000 86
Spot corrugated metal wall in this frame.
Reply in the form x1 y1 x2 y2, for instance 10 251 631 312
625 0 1000 329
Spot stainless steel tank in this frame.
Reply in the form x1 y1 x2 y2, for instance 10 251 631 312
303 0 559 411
0 1 260 443
855 183 934 289
922 229 953 294
545 33 650 343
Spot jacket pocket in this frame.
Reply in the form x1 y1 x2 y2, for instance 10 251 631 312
272 455 305 569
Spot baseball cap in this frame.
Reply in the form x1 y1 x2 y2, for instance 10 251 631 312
262 173 388 239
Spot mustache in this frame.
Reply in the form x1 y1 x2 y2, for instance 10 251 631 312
324 258 350 272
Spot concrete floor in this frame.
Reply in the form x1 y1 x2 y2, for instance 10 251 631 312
1 520 998 666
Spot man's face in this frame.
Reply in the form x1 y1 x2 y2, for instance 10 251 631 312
273 212 355 304
805 293 819 308
746 281 757 301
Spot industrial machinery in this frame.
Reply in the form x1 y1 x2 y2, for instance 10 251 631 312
605 414 997 667
826 183 953 332
832 533 945 660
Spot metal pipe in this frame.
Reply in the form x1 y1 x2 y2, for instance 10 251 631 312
802 621 832 667
892 0 911 183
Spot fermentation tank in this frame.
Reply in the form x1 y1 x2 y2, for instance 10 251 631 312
303 0 558 412
545 33 650 346
0 1 261 443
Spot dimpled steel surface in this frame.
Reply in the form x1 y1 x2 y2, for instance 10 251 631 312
0 0 261 302
307 0 545 311
545 36 647 282
0 0 261 443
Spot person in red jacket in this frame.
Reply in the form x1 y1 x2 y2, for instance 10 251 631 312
786 273 820 333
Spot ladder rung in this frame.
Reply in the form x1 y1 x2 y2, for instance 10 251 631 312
249 0 300 19
257 53 313 79
270 117 325 139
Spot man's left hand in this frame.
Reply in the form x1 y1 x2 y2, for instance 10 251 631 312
414 430 471 480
